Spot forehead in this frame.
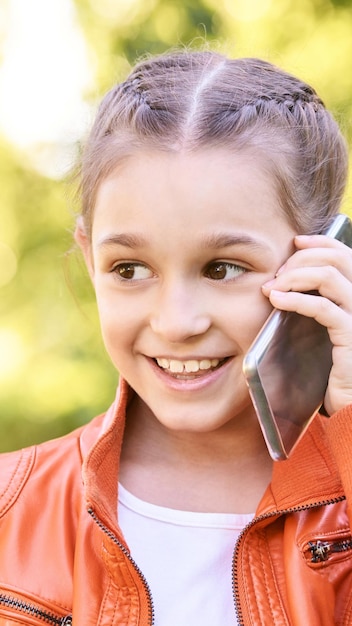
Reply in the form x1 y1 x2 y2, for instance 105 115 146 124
90 149 296 263
92 147 283 231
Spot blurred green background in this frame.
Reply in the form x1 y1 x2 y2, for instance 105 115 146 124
0 0 352 451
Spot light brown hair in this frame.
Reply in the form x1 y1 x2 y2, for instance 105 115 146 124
77 50 348 236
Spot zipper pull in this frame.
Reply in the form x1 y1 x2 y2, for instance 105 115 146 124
61 617 72 625
308 538 352 563
308 540 330 562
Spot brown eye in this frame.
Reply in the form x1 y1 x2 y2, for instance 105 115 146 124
206 263 227 280
205 262 246 281
113 263 153 281
117 264 135 279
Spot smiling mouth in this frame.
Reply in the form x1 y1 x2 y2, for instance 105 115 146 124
154 357 229 377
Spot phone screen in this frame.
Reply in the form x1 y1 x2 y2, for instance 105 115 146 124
245 309 332 459
243 213 352 460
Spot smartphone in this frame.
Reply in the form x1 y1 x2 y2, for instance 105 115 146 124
242 213 352 461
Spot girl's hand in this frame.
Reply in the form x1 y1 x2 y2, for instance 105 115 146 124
261 234 352 415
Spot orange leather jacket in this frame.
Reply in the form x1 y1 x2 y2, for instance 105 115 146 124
0 379 352 626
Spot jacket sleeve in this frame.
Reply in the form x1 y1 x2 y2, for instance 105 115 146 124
0 448 35 516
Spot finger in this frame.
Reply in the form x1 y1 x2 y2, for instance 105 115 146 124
294 234 352 252
262 266 352 312
266 289 351 343
276 241 352 282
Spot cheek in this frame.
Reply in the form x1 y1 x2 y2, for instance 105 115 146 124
97 315 133 373
98 306 128 343
225 291 273 349
95 292 142 350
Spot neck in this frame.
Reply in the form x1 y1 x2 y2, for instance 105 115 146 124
120 395 273 514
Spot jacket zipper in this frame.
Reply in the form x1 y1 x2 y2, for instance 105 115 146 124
0 593 72 624
88 507 155 625
308 537 352 562
232 495 346 626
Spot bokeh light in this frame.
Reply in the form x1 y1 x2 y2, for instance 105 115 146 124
0 0 93 176
0 243 17 287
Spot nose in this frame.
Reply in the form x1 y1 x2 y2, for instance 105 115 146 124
150 281 211 343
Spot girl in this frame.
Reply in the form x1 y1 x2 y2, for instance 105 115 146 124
0 50 352 626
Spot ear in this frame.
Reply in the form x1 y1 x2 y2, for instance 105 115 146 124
74 217 95 280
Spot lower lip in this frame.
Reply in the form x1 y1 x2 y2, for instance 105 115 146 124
147 357 234 392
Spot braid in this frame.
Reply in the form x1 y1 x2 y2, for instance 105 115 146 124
121 80 148 105
92 79 150 140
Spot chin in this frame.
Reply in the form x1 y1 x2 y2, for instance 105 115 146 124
152 406 239 434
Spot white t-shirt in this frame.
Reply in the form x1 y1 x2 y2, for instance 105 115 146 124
118 483 253 625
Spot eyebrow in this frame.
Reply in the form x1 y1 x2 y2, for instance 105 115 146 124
96 231 271 252
199 232 271 252
97 233 148 249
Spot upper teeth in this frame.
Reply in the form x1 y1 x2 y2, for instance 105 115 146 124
156 358 220 373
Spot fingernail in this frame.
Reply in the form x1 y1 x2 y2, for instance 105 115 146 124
270 289 285 298
262 279 275 288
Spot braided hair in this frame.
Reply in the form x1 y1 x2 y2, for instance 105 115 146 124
78 51 348 236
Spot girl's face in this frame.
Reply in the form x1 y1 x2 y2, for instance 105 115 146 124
78 149 297 435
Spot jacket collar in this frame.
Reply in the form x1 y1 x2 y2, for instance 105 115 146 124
80 379 346 528
80 379 132 539
258 415 344 515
